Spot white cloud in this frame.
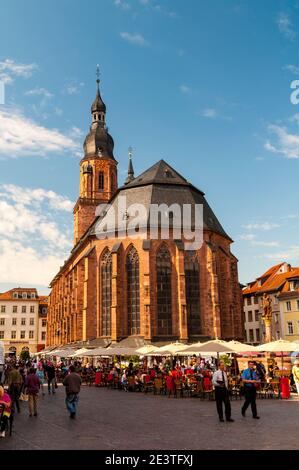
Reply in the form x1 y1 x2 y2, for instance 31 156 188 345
0 59 37 85
0 185 73 286
25 88 53 99
251 241 280 247
180 85 191 94
63 80 84 95
0 184 74 212
114 0 130 9
258 246 299 261
120 32 149 47
240 234 256 241
201 108 218 118
0 108 80 158
284 64 299 75
265 124 299 159
0 239 65 285
277 12 296 40
242 222 280 231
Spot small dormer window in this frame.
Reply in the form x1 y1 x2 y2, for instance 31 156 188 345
22 292 27 299
13 292 18 299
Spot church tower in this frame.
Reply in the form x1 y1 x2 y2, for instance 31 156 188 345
73 69 118 244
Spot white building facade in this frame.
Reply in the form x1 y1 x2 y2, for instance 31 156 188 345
0 288 48 355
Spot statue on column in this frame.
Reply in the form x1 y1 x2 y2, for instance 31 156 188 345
261 293 272 342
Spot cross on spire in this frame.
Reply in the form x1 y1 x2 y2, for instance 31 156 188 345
125 146 135 185
96 64 100 85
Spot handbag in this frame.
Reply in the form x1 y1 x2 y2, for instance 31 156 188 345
20 392 29 401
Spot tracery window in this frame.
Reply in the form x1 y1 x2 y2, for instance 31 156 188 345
126 247 140 335
156 245 172 336
101 249 112 336
184 251 201 336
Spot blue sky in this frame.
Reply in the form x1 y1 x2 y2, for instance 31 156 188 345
1 0 299 294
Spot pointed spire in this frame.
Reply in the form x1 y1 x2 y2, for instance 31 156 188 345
125 146 135 184
91 65 106 114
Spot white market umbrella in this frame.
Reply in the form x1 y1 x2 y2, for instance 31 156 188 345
226 340 259 353
256 339 299 373
136 345 161 355
256 339 299 352
66 348 90 358
158 342 191 354
180 339 234 355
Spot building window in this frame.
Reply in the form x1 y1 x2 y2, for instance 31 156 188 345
156 245 172 336
287 322 294 335
11 331 16 339
248 311 253 322
30 306 35 313
13 306 17 313
249 329 254 342
29 331 34 339
286 301 292 312
30 318 34 326
1 306 5 313
0 331 4 339
274 313 279 323
21 318 26 326
254 297 258 304
12 318 17 326
247 297 252 306
98 171 104 190
22 292 27 299
20 331 25 339
13 293 18 299
184 252 200 336
256 329 260 342
41 331 46 341
31 293 36 299
100 249 112 337
0 318 4 326
42 319 47 327
255 310 259 321
22 306 26 313
126 246 140 335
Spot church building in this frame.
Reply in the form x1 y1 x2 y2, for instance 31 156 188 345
47 75 244 347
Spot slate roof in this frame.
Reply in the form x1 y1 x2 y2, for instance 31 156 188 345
85 159 231 242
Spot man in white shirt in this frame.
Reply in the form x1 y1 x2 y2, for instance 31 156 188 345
212 361 234 423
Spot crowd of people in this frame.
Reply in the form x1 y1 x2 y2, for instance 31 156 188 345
0 357 82 438
1 354 299 438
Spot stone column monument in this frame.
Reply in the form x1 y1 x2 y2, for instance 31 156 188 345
261 293 273 343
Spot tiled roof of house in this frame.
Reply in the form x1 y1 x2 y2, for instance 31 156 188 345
0 287 39 301
243 264 299 296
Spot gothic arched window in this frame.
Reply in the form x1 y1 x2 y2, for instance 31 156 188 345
184 251 201 336
99 171 104 190
101 249 112 336
156 245 172 336
126 246 140 335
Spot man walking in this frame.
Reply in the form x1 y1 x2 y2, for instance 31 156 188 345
46 362 56 395
8 364 22 413
25 368 40 417
241 361 260 419
63 365 81 419
212 361 234 423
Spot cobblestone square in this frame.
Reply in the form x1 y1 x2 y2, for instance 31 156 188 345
1 385 298 450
